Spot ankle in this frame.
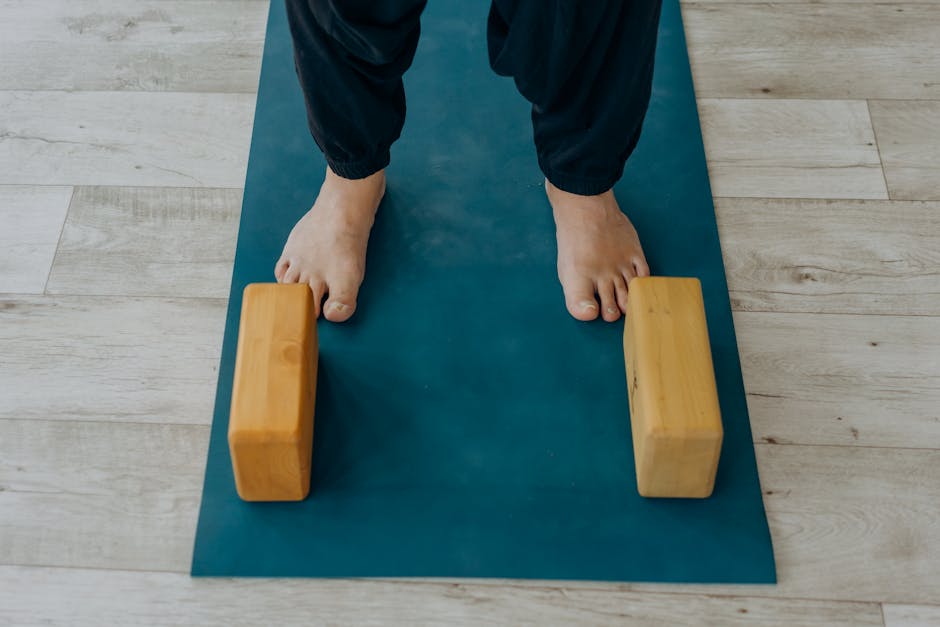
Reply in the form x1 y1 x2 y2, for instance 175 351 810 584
546 179 616 219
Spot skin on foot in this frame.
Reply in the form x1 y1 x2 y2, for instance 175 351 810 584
546 179 651 323
274 167 385 322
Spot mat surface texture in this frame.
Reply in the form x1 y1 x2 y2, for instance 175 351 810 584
191 0 776 582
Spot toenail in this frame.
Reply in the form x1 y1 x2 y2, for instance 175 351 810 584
579 301 598 311
607 307 617 314
329 302 347 311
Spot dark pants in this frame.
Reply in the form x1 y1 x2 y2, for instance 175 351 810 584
285 0 662 196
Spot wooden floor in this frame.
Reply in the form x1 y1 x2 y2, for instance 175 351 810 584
1 0 938 624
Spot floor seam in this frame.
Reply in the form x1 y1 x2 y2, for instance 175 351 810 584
867 99 895 200
40 186 75 295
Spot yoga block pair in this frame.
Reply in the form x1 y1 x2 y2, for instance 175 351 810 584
228 277 722 502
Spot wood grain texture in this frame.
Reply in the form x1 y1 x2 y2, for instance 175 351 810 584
230 283 317 502
682 3 940 99
624 277 722 498
0 419 207 571
735 311 940 449
45 186 241 298
0 295 225 424
869 101 940 201
715 198 940 315
626 444 940 605
0 91 253 187
0 0 266 92
0 565 885 627
0 185 72 294
699 99 887 199
756 445 939 605
883 604 940 627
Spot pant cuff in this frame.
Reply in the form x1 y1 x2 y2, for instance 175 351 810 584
539 156 625 196
326 150 390 180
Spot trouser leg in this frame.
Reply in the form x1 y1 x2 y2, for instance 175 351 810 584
487 0 663 196
285 0 427 179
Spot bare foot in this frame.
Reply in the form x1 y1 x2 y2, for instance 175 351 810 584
546 179 650 322
275 167 385 322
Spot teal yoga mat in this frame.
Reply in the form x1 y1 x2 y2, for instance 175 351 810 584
191 0 776 582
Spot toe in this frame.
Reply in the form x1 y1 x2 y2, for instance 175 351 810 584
561 275 599 321
274 258 290 282
622 263 637 287
323 281 359 323
283 264 301 284
632 255 651 278
597 279 621 322
308 278 327 318
614 275 630 313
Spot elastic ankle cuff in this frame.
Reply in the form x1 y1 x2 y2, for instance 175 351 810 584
326 150 390 180
539 160 624 196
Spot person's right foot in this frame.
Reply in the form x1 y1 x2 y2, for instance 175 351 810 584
546 179 650 322
275 166 385 322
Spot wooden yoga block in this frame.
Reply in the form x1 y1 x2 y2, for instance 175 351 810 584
229 283 318 502
623 277 723 498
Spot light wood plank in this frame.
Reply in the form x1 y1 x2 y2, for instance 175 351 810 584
0 0 266 92
869 101 940 201
884 604 940 627
626 445 940 605
45 186 240 298
715 198 940 315
699 99 886 199
0 91 253 187
0 295 225 424
0 565 884 626
736 311 940 449
0 419 206 571
0 185 72 294
683 4 940 99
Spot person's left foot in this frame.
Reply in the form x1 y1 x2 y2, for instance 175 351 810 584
546 179 650 322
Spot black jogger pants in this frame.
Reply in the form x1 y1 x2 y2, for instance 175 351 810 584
285 0 662 196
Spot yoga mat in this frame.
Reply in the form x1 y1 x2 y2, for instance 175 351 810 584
191 0 776 582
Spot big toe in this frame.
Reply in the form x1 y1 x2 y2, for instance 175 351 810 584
274 258 290 282
322 281 359 323
561 275 600 321
632 255 650 278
